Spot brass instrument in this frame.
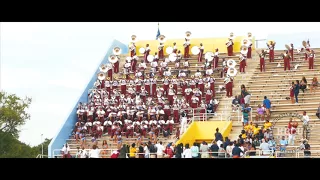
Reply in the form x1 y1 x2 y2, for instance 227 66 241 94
122 75 126 79
130 74 135 80
169 84 173 88
113 47 121 55
240 46 248 55
166 46 173 54
302 40 307 48
191 46 200 55
97 72 106 81
108 55 118 64
158 35 166 43
285 44 290 51
131 35 137 43
185 31 192 39
141 86 145 91
191 75 194 78
229 32 234 39
139 47 146 54
205 84 210 88
147 55 154 63
248 32 252 39
106 77 110 81
99 64 108 73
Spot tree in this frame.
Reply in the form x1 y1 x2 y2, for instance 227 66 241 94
32 138 52 157
0 91 32 138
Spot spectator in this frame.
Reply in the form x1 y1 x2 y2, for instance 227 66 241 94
76 146 88 158
137 145 144 158
302 111 310 139
264 129 271 139
214 128 223 141
302 140 311 158
232 95 240 112
252 137 260 149
223 137 230 150
279 136 288 157
268 137 276 155
200 141 209 158
191 142 200 158
110 150 120 158
101 140 109 158
119 144 128 158
164 144 174 158
316 103 320 119
300 76 307 93
182 143 192 158
255 104 265 121
310 77 318 94
129 143 136 158
226 142 234 158
259 139 270 155
263 96 271 120
210 140 219 157
241 85 251 105
143 143 150 158
294 80 300 104
89 145 101 158
61 143 71 158
148 141 157 158
175 143 183 158
155 141 165 158
232 143 243 158
218 144 227 158
289 81 295 104
242 104 250 127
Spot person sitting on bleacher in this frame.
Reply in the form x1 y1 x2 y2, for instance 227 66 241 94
263 120 272 131
232 95 240 112
300 76 307 93
255 104 265 121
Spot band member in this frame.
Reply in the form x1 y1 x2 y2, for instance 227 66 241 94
184 86 193 104
151 77 157 97
304 40 311 61
131 55 138 72
191 94 199 108
162 77 170 96
189 77 196 89
198 77 205 96
160 60 168 76
247 40 252 59
206 66 213 76
309 50 315 69
239 53 246 73
194 88 202 106
140 87 148 102
168 85 176 105
130 42 136 57
183 38 190 58
259 50 266 72
225 75 233 98
267 41 276 62
226 38 234 56
113 57 120 74
289 43 294 61
221 58 227 78
283 51 291 71
135 77 143 92
209 75 215 98
144 44 151 63
183 59 189 69
180 111 188 135
120 79 127 94
214 48 219 69
205 85 213 104
158 43 164 60
173 42 177 53
175 59 180 69
151 58 158 72
172 104 180 123
195 69 202 78
106 63 113 80
180 79 188 96
198 43 204 62
172 76 178 93
144 77 151 96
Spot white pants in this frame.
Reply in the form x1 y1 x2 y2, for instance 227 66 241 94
244 95 251 104
180 117 187 135
288 134 295 146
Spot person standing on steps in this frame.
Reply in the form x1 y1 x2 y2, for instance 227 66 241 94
215 128 223 142
294 80 300 104
302 111 310 140
263 96 271 120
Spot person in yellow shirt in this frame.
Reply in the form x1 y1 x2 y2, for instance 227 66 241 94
253 124 260 136
129 143 137 158
241 130 247 139
263 120 272 131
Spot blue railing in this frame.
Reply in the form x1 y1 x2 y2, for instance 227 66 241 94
48 39 128 158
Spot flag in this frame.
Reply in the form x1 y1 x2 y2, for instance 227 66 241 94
156 22 160 40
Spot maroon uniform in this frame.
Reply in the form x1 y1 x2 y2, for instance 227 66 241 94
226 39 234 56
309 52 315 69
283 53 291 71
267 42 275 62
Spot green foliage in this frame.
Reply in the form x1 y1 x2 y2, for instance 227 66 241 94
0 91 32 138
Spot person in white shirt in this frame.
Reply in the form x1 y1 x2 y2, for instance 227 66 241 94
155 141 165 158
259 139 270 155
217 139 223 148
302 111 310 139
182 144 192 158
77 147 88 158
61 143 71 158
143 143 150 158
89 145 101 158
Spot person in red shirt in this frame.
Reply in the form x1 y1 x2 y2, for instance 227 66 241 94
164 145 174 158
110 150 120 158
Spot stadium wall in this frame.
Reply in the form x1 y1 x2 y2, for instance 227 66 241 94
48 39 128 158
267 31 320 50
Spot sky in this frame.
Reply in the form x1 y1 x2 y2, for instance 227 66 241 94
1 22 320 146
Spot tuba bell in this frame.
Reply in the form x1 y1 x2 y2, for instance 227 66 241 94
139 47 146 54
229 32 234 39
169 84 173 88
191 46 200 55
185 31 192 39
141 86 145 91
158 35 166 43
99 64 108 73
131 35 137 43
240 46 248 55
113 47 121 55
106 77 110 81
205 52 214 62
248 32 252 39
147 55 154 63
285 44 290 51
97 72 106 81
108 55 118 64
191 75 194 78
302 40 307 48
241 39 249 46
166 46 173 54
169 53 177 62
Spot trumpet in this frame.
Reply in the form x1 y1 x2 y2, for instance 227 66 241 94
122 75 126 79
130 74 135 79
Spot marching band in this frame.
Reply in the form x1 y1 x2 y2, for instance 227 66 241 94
73 32 317 147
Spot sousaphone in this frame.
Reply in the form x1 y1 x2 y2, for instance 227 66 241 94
240 46 248 55
285 44 290 51
205 52 214 62
191 46 200 55
154 75 158 80
185 31 192 39
267 40 275 45
131 35 137 43
205 84 210 88
241 39 249 46
227 68 238 77
99 64 108 73
169 53 178 62
169 84 173 88
113 47 121 55
139 47 146 54
158 35 166 43
166 46 173 54
126 57 132 62
248 32 252 39
226 59 236 68
302 40 307 48
229 32 234 39
120 94 125 99
147 55 154 62
108 55 118 64
141 86 145 91
97 72 106 81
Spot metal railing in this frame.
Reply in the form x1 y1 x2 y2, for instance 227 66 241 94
52 148 117 158
244 150 275 158
36 154 48 158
